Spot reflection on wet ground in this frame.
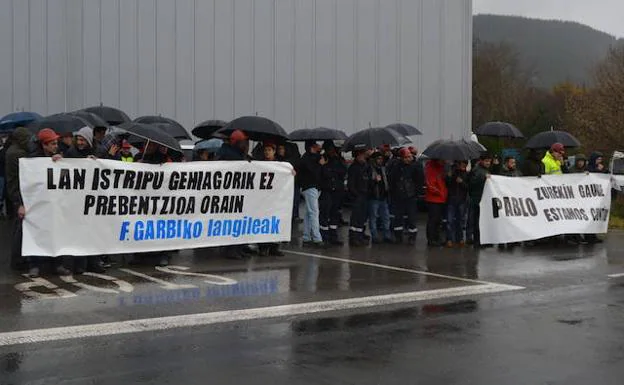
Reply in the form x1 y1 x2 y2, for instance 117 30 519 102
2 222 624 383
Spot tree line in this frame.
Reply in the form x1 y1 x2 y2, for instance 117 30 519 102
473 39 624 154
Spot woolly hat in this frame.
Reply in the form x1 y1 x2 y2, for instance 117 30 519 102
73 126 94 147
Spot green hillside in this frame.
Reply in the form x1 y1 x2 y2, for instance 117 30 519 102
473 14 621 88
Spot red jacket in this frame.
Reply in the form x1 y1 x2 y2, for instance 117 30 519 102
424 160 448 203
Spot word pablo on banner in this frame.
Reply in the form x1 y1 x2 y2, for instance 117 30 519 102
19 159 295 256
479 174 612 244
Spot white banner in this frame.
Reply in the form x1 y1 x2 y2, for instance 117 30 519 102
479 174 611 244
19 158 294 256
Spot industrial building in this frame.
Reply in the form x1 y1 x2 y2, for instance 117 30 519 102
0 0 472 146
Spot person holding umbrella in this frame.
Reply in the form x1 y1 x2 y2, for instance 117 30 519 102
319 141 347 246
446 161 469 248
347 148 371 246
368 152 392 244
299 140 326 247
542 143 565 175
424 158 448 247
216 130 250 161
388 148 423 245
468 153 493 248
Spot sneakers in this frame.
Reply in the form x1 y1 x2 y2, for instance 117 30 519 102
27 267 40 278
446 241 454 248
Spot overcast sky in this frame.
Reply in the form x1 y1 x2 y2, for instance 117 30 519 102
473 0 624 37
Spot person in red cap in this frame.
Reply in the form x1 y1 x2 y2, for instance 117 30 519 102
214 130 253 260
118 140 134 162
388 147 423 244
26 128 71 277
216 130 250 161
542 143 564 175
34 128 62 160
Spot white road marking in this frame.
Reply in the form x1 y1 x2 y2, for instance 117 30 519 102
119 268 197 290
60 273 135 294
286 250 505 286
14 276 77 300
607 273 624 278
155 265 238 285
0 283 523 347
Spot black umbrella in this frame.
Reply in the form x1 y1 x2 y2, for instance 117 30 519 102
289 127 348 141
134 116 191 140
463 138 487 153
69 111 109 129
385 123 422 136
524 130 581 149
83 105 131 126
117 122 182 152
342 127 410 152
192 119 228 139
422 139 481 161
27 113 91 135
475 121 524 138
216 116 289 141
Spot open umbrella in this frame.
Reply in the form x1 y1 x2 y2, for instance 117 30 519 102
27 113 91 135
216 116 289 141
342 127 410 152
385 123 422 136
194 138 224 153
475 121 524 138
117 122 182 152
134 116 191 140
422 139 481 161
462 138 487 153
0 111 42 133
192 119 228 139
289 127 348 141
83 105 131 126
525 130 581 149
69 111 109 129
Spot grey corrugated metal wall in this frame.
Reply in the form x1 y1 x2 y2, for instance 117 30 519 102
0 0 472 146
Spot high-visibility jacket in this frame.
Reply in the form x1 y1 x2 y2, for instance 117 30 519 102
542 151 562 175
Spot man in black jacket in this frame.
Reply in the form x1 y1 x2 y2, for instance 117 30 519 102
389 148 424 245
445 161 469 248
299 140 326 246
368 152 392 243
347 148 371 246
5 127 33 271
319 141 346 246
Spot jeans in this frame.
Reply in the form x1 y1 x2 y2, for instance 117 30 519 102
368 199 391 240
446 201 466 244
426 202 445 243
302 188 322 242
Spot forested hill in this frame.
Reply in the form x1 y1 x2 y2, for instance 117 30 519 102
474 14 621 87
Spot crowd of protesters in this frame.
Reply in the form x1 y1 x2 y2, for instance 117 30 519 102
0 125 609 278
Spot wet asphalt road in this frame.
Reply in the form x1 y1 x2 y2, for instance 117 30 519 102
2 218 624 384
